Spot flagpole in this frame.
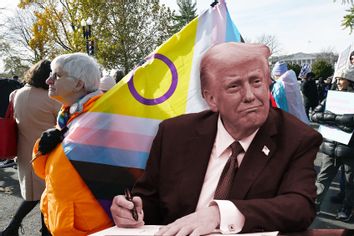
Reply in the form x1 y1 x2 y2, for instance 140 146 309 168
210 0 218 7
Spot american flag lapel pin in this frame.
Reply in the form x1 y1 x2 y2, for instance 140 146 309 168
262 145 270 156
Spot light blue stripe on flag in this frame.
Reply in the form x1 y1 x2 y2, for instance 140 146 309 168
63 142 149 169
225 8 240 42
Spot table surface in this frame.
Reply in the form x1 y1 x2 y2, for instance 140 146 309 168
280 229 353 236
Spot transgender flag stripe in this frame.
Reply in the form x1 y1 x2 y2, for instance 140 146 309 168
65 127 154 152
63 142 149 169
186 1 241 113
68 112 161 136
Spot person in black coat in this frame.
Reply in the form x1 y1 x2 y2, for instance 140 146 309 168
312 66 354 222
0 78 22 118
301 72 319 119
317 77 331 102
0 78 22 169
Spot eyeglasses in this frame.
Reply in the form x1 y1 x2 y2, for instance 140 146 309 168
48 72 76 81
48 72 58 81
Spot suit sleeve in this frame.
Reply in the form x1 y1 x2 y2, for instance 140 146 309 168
235 131 322 233
132 123 164 224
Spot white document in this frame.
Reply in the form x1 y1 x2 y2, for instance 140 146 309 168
89 225 161 236
208 231 279 236
89 225 278 236
319 90 354 144
319 125 353 145
325 90 354 114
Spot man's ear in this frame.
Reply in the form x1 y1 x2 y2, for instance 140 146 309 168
73 80 85 92
202 89 218 112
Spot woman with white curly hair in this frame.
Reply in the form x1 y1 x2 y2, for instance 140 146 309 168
32 53 113 235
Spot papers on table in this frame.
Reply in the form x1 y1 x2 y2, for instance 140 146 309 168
89 225 160 236
89 225 279 236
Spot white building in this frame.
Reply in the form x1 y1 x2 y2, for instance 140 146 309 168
270 52 337 67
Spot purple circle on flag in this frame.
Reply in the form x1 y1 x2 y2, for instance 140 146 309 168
128 53 178 105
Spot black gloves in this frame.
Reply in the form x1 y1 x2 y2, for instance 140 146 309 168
312 111 336 125
323 112 336 123
38 127 68 155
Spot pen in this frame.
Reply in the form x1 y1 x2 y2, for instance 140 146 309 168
124 188 139 221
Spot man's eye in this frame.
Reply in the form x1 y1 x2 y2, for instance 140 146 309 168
227 84 239 90
253 79 262 85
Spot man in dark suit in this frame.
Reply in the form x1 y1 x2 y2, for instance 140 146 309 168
110 42 322 235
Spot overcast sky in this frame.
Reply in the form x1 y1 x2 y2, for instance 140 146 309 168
1 0 353 56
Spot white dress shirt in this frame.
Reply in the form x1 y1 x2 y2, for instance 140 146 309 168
196 116 258 234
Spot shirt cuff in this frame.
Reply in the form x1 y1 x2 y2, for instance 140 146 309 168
211 200 245 234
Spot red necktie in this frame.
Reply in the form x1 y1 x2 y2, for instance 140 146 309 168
214 141 244 199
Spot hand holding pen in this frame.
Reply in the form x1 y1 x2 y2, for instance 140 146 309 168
124 188 139 221
110 189 144 228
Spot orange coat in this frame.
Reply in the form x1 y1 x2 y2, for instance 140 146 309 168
32 93 113 236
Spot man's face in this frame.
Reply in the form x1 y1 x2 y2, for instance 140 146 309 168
203 59 270 138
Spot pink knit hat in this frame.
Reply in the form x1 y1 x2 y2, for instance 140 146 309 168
99 75 116 92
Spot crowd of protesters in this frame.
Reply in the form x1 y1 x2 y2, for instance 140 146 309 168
270 56 354 223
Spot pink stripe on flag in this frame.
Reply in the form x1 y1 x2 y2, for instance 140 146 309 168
65 127 154 152
211 3 226 44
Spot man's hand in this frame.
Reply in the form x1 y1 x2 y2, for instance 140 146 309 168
38 127 67 155
110 195 144 228
156 205 220 236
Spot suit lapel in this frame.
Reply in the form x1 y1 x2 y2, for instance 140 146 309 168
229 109 279 199
178 112 218 212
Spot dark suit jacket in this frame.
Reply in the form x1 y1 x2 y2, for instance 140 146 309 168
133 107 323 233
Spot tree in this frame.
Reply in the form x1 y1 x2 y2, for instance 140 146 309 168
16 0 175 74
334 0 353 4
288 63 302 78
7 8 50 62
169 0 197 35
334 0 354 32
254 34 281 56
3 56 30 77
95 0 175 73
342 6 354 33
311 59 334 79
18 0 100 57
316 51 338 67
156 4 176 46
0 8 34 76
